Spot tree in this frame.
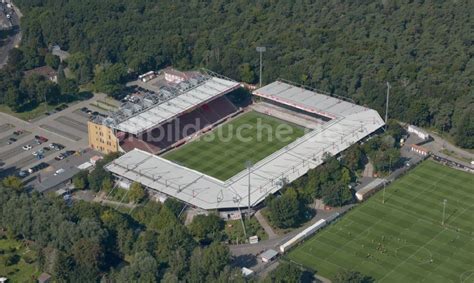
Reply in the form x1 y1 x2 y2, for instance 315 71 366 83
66 52 92 84
2 176 24 192
266 189 301 228
72 170 89 189
101 177 113 192
71 238 104 275
164 198 185 217
94 63 127 95
322 181 353 207
129 182 147 203
265 262 303 283
45 53 61 69
115 252 160 283
6 48 24 69
88 164 112 192
189 243 231 282
454 107 474 149
189 214 224 243
406 101 430 127
60 78 79 94
333 270 374 283
148 205 178 230
4 87 22 111
238 63 256 83
156 224 195 263
343 145 364 172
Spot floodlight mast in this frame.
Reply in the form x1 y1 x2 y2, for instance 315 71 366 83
385 82 390 129
256 47 266 87
442 199 447 225
246 160 253 220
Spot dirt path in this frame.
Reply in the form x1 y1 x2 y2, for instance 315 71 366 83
254 210 278 239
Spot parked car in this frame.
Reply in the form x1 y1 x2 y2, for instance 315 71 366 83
32 149 44 156
63 150 76 158
49 143 65 150
27 162 49 174
34 135 48 143
22 145 32 150
81 107 89 112
7 137 17 144
13 130 24 136
17 170 30 178
54 168 65 176
55 154 65 161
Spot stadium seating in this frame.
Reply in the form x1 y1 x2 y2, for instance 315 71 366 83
122 95 238 153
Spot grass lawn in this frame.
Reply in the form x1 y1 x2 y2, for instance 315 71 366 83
224 217 268 244
288 160 474 282
0 238 39 282
164 111 306 181
0 103 57 121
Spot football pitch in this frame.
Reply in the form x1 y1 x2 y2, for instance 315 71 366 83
288 161 474 282
164 111 306 181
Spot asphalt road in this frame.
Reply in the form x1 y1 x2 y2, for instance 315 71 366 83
0 2 22 68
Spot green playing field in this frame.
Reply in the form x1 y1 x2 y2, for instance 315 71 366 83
163 111 306 181
288 160 474 282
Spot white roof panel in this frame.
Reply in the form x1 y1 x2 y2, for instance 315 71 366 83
115 77 240 134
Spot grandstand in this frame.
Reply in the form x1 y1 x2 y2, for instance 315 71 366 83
90 69 242 155
119 95 240 153
105 80 385 211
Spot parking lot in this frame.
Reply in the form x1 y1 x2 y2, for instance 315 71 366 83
0 93 108 190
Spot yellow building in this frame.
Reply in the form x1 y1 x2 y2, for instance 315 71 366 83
88 119 119 154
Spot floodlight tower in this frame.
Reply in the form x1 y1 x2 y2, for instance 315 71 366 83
256 46 266 87
246 160 253 220
385 82 390 129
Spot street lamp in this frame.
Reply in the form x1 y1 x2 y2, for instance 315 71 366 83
256 47 266 87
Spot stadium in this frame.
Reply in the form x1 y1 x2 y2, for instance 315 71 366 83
97 68 385 213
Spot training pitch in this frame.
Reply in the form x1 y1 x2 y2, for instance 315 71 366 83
164 111 305 181
288 161 474 282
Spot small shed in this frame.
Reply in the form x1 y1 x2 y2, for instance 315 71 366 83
407 125 430 141
241 267 254 277
77 161 93 170
90 155 103 165
38 273 51 283
260 249 278 263
355 178 386 201
410 144 429 156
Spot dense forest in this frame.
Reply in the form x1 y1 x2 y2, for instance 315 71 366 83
0 156 307 282
11 0 473 147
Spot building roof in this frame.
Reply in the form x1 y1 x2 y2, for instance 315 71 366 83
24 66 57 80
355 178 386 195
114 77 240 135
106 81 384 210
254 81 368 119
38 272 52 282
35 167 80 193
260 249 278 260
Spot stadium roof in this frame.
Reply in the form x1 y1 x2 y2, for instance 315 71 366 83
114 77 240 135
106 81 384 210
253 81 367 119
